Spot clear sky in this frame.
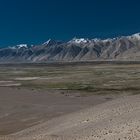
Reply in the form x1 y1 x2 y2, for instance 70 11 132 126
0 0 140 46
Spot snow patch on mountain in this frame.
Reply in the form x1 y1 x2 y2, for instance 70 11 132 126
69 38 90 44
17 44 28 49
42 39 63 46
128 33 140 40
42 39 52 45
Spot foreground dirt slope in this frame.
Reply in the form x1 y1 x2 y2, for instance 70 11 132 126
0 87 110 136
1 94 140 140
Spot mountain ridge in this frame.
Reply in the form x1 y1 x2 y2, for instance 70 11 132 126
1 33 140 62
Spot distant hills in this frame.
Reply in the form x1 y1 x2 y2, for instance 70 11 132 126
1 33 140 62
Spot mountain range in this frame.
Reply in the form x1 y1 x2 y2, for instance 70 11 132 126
1 33 140 62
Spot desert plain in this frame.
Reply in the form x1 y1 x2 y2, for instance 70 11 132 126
0 62 140 140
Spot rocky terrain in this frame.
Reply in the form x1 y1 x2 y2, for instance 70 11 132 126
1 33 140 62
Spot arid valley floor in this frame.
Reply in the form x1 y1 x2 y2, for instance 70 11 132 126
0 63 140 140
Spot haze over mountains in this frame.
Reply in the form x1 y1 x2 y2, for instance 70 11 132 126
1 33 140 62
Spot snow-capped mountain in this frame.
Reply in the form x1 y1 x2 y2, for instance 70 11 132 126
128 33 140 40
16 44 28 48
69 38 90 44
0 33 140 62
42 39 63 46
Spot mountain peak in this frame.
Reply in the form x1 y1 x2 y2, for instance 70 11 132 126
69 38 89 44
42 39 52 45
128 33 140 40
132 33 140 38
42 39 63 46
16 44 28 48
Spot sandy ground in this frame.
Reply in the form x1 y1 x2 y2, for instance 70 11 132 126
1 94 140 140
0 87 116 140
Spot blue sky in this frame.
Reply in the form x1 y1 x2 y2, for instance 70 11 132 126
0 0 140 46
